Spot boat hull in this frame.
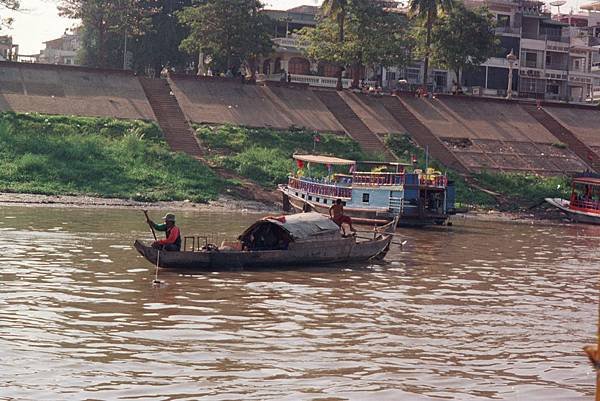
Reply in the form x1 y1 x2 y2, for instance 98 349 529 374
134 233 393 271
282 189 448 227
545 198 600 225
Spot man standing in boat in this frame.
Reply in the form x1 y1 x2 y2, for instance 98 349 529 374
147 213 181 251
329 199 356 233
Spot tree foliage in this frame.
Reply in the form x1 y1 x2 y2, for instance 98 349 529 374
59 0 194 73
177 0 273 74
430 4 498 87
59 0 149 68
299 0 412 86
409 0 453 88
129 0 195 74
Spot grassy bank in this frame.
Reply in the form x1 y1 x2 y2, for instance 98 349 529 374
385 133 571 209
196 124 368 188
0 112 223 202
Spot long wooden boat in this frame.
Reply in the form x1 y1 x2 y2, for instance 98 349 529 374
134 212 397 271
545 175 600 225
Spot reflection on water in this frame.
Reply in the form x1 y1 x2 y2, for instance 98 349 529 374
0 207 599 401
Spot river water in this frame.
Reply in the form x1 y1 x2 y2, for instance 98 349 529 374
0 206 599 401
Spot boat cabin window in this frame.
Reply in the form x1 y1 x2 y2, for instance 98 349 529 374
308 195 313 201
323 199 327 204
301 194 305 199
362 193 370 203
316 197 320 203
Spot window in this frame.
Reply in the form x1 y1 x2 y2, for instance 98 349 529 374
433 71 447 89
406 68 420 83
362 193 370 203
308 195 312 201
523 51 538 68
301 194 305 199
387 71 396 81
497 14 510 28
316 197 320 203
323 199 328 204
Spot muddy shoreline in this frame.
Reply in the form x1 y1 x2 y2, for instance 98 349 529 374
0 192 278 214
0 192 569 225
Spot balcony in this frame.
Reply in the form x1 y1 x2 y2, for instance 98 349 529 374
495 26 521 35
522 31 570 44
272 37 307 50
267 73 377 89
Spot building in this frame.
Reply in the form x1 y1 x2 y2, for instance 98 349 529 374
38 28 81 66
259 5 379 87
262 2 600 103
0 36 18 61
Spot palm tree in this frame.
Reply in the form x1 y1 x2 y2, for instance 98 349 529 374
322 0 348 90
409 0 453 92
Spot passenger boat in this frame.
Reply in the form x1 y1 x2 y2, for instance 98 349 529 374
545 174 600 225
134 212 397 270
278 154 457 227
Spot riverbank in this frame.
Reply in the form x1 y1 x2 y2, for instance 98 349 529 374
0 192 277 213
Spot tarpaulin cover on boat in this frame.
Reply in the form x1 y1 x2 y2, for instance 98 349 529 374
240 212 340 242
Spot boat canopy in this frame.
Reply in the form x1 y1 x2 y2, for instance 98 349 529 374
581 1 600 11
293 154 356 166
240 212 340 246
573 177 600 186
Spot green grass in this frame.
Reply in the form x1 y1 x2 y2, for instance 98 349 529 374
384 132 571 209
196 124 369 187
0 112 223 202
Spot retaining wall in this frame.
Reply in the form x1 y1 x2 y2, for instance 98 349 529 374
0 62 155 120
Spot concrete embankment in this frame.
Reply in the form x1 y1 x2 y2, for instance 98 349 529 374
0 62 155 121
0 61 598 175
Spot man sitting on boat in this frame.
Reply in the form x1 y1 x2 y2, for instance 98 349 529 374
329 199 356 234
147 213 181 251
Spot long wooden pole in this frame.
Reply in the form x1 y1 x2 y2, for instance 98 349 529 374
143 210 157 241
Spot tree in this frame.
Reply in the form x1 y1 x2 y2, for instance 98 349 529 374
0 1 19 29
129 0 195 75
300 0 412 88
409 0 453 91
59 0 148 69
430 4 498 90
321 0 348 90
177 0 273 75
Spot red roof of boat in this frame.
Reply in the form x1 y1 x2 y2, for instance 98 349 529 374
573 177 600 185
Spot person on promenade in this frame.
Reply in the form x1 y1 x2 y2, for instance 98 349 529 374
329 199 356 234
147 213 181 251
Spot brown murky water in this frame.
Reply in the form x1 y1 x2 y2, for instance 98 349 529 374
1 206 599 401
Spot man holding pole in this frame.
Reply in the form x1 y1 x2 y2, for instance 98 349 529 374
145 213 182 251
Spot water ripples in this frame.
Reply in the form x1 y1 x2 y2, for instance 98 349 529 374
0 207 599 400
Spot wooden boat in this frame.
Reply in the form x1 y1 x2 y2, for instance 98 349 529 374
134 212 397 271
278 154 458 228
545 174 600 225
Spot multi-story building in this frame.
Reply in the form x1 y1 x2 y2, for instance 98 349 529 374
259 5 379 87
262 2 600 103
38 28 81 66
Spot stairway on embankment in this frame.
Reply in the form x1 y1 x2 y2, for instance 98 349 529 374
380 96 471 174
523 104 600 173
314 90 396 160
138 77 203 158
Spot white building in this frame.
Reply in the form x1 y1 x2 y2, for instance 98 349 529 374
38 29 81 66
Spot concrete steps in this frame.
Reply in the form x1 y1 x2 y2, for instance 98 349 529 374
523 104 600 173
314 90 395 160
381 96 471 174
138 77 203 157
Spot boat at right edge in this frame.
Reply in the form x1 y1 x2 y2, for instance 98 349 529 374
545 173 600 225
